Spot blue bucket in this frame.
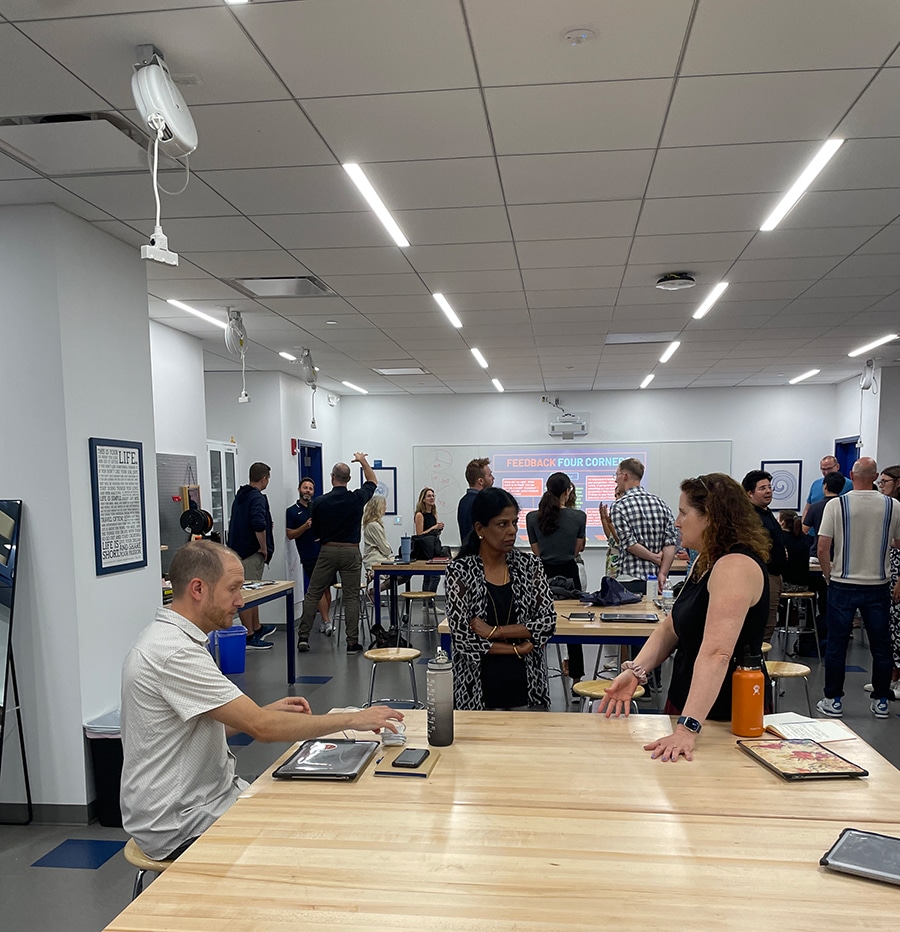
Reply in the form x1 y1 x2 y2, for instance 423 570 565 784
217 624 248 675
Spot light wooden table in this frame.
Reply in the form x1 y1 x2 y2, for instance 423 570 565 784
105 711 900 931
241 580 296 684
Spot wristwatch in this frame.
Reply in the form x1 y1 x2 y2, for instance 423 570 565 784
677 715 702 734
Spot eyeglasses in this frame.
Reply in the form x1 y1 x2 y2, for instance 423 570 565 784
689 475 710 490
878 477 898 486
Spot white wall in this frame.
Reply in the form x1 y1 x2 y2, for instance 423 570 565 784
876 367 900 467
835 372 881 459
0 206 160 812
150 321 211 497
339 384 855 585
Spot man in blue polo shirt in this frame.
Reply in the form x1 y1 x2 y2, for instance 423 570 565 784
296 453 377 654
803 454 853 520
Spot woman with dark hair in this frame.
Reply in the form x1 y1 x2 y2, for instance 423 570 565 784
779 509 828 645
446 488 556 710
526 472 587 689
600 473 770 762
878 465 900 697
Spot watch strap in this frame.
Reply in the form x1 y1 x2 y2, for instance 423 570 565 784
677 715 702 734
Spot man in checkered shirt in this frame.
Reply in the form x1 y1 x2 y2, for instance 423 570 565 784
608 458 677 593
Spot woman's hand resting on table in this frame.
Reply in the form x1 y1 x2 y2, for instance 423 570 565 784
643 727 697 763
595 670 639 718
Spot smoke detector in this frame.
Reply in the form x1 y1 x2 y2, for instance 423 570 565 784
656 273 697 291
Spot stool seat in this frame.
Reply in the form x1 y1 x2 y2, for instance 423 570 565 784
573 678 645 700
780 590 814 599
767 661 811 678
364 647 421 662
761 641 772 654
400 591 433 601
124 838 174 900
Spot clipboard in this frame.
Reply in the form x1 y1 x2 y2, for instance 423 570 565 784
372 745 441 778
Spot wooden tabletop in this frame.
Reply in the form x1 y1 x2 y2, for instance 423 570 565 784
105 711 900 931
239 579 295 606
372 560 449 573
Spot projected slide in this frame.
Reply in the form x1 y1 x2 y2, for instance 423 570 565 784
492 448 646 543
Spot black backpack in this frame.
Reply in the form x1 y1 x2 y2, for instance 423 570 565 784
367 623 410 650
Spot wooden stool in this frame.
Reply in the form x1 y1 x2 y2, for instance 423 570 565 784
330 583 370 645
777 591 821 662
124 838 175 900
400 591 439 635
766 660 813 716
761 641 772 654
572 678 645 714
364 647 423 708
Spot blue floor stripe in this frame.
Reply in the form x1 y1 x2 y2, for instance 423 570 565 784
32 839 125 870
227 732 255 747
294 675 333 684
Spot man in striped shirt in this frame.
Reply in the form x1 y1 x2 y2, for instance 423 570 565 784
816 457 900 720
608 458 677 593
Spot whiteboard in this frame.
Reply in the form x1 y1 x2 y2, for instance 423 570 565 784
414 441 732 547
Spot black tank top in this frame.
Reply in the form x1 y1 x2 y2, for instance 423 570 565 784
668 545 768 721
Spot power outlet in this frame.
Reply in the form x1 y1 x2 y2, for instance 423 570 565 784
393 516 402 525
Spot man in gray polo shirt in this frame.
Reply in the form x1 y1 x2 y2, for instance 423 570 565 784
816 457 900 721
121 539 403 861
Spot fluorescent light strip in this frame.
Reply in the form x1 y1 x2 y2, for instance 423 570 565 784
341 380 368 395
760 138 843 231
432 293 463 329
342 163 409 248
692 282 729 320
166 299 227 330
491 378 504 393
640 373 655 389
279 351 296 361
659 340 681 363
788 368 820 385
471 348 489 369
848 333 898 358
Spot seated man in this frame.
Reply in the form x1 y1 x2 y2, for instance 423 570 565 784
121 539 403 860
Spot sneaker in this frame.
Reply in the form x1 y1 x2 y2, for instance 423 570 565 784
864 683 874 693
892 681 900 700
871 698 890 719
246 634 274 651
258 624 277 638
816 696 843 718
346 641 363 655
297 639 310 652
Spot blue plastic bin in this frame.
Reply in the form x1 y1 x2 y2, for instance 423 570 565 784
216 624 248 674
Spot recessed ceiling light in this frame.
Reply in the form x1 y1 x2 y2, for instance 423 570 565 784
326 320 338 325
788 368 820 384
341 380 368 394
659 341 681 363
373 367 429 376
848 333 898 357
640 373 655 389
166 298 227 330
692 282 729 320
656 273 696 291
433 293 462 329
492 378 504 392
279 351 297 361
471 348 489 369
760 138 843 231
342 163 409 248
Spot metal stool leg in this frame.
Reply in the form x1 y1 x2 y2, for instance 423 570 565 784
770 677 779 713
407 661 419 707
365 663 378 708
803 676 813 716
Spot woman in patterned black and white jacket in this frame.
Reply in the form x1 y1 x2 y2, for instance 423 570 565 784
446 488 556 710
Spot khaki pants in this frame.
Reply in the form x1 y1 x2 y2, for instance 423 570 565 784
298 544 362 644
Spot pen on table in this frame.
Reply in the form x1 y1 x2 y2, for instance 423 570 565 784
375 754 385 765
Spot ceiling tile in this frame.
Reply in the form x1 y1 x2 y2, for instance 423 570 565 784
528 288 618 308
499 151 655 205
781 189 900 230
154 216 277 252
522 267 622 291
485 80 672 154
636 193 773 235
235 0 476 98
629 231 754 264
394 206 511 245
801 276 900 299
836 68 900 138
420 270 523 293
728 256 842 282
251 212 391 249
19 9 287 108
741 226 882 259
303 90 492 162
291 247 411 276
682 0 900 74
406 242 518 272
663 71 873 147
516 238 632 269
509 200 640 240
320 273 428 296
360 158 503 210
183 250 310 278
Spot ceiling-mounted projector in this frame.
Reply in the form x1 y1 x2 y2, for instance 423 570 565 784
656 273 696 291
131 53 197 159
549 413 589 439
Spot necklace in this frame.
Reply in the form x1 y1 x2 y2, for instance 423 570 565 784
485 565 513 628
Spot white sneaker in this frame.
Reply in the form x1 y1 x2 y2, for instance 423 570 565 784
892 682 900 700
863 683 874 692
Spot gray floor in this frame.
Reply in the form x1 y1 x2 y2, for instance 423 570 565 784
0 615 896 932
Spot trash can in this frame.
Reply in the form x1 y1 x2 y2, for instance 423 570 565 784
217 623 248 675
84 709 123 828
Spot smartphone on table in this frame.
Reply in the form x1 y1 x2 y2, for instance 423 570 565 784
392 748 430 769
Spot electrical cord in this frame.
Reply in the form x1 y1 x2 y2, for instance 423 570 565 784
146 143 191 195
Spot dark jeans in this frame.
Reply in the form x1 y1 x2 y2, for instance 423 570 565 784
543 558 584 680
422 574 440 593
298 544 363 644
824 581 892 700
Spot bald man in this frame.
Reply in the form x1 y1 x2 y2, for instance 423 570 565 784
816 457 900 721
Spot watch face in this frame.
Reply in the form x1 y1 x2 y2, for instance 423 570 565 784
679 715 701 733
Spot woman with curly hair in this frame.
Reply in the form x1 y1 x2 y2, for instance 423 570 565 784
600 473 770 762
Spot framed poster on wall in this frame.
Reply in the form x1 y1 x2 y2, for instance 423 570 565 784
89 437 148 575
761 459 803 512
361 466 397 515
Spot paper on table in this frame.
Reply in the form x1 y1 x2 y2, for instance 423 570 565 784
763 712 853 742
